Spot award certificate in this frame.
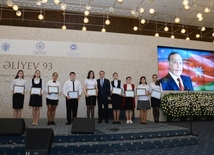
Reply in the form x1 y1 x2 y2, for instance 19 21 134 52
31 88 41 95
125 90 135 97
136 88 146 96
48 86 59 94
112 87 122 95
87 89 96 96
151 90 161 99
13 85 25 93
68 91 78 99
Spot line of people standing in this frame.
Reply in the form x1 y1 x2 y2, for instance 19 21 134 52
11 70 162 125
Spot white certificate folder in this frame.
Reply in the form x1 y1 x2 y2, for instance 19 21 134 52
68 91 78 99
151 90 161 99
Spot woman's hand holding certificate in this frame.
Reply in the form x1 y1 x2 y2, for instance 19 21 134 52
112 87 122 95
136 88 146 96
48 86 59 94
31 87 41 95
87 89 96 96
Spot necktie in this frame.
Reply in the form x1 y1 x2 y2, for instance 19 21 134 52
101 78 104 87
72 81 75 91
177 78 184 91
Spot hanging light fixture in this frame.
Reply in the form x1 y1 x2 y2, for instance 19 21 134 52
36 0 42 6
201 27 206 31
204 7 211 14
62 11 66 30
61 2 66 11
54 0 60 5
155 20 159 37
186 36 190 40
139 7 144 14
181 27 186 33
196 13 202 18
42 0 48 3
141 19 146 24
101 28 106 32
149 8 155 14
184 5 190 10
12 4 18 11
16 10 22 16
133 26 138 31
83 17 89 23
6 0 13 7
198 17 203 22
38 13 44 20
105 16 110 25
196 34 200 38
171 23 175 38
62 25 66 30
85 4 91 11
164 25 169 32
117 0 123 3
82 26 87 31
109 7 115 13
183 0 189 6
174 17 180 23
84 10 89 16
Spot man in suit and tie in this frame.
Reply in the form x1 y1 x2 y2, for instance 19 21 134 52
160 52 193 91
97 70 111 123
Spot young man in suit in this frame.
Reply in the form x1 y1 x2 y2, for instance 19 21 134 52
97 71 111 123
160 52 193 91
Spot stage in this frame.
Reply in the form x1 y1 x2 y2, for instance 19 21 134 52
0 118 199 155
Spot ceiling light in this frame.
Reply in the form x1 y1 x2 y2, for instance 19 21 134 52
174 17 180 23
131 10 136 15
62 25 66 30
150 0 154 2
6 0 13 7
84 10 89 16
212 32 214 37
139 8 144 14
198 17 203 22
54 0 60 5
155 33 159 37
170 35 175 39
83 17 89 23
61 2 66 11
12 5 18 11
36 0 41 6
196 13 202 18
164 26 169 32
82 26 87 31
42 0 48 3
196 34 200 38
85 4 91 11
186 37 190 40
133 26 138 31
109 7 115 13
16 10 22 16
38 14 44 20
184 5 190 10
183 0 189 6
204 7 211 13
149 8 155 14
181 28 186 33
105 19 110 25
117 0 123 3
201 27 206 31
141 19 146 24
101 28 106 32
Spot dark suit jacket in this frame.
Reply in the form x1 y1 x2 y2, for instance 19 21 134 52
160 73 193 91
97 78 110 100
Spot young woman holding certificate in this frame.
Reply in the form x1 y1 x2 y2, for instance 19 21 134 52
84 70 98 118
137 76 151 124
11 70 27 118
150 74 163 123
111 72 123 124
122 76 135 124
29 70 44 126
45 72 61 125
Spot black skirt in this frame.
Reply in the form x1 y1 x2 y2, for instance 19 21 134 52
124 97 134 110
29 95 42 107
151 97 161 108
111 94 122 110
46 98 58 106
85 96 96 106
13 93 24 109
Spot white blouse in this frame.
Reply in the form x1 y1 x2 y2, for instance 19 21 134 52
150 82 163 92
84 79 97 89
29 78 45 93
11 78 28 92
45 80 61 100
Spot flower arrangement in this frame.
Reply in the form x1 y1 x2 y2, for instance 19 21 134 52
161 92 214 120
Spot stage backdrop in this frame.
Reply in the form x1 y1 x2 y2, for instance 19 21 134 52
0 26 214 121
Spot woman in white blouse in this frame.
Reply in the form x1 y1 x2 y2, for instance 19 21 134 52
150 74 163 123
11 70 27 118
137 76 151 124
29 70 44 126
84 70 98 118
45 72 61 125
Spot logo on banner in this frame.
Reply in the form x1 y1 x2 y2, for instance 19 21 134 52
33 42 47 55
1 43 10 51
67 43 80 56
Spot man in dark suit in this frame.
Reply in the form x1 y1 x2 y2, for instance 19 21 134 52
160 52 193 91
97 71 111 123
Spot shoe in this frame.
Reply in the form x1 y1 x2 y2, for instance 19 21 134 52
34 123 38 126
129 120 133 124
51 121 56 125
140 122 144 124
143 122 147 124
113 121 117 124
117 121 121 124
65 122 71 125
126 120 129 124
47 122 51 125
105 120 109 123
32 123 35 126
98 121 102 123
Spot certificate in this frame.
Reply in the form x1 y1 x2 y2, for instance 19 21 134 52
112 87 122 95
31 87 41 95
125 90 135 97
136 88 146 96
13 85 25 93
87 89 96 96
48 86 59 94
151 90 161 99
68 91 78 99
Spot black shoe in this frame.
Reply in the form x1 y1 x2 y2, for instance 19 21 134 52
65 122 71 125
98 121 102 123
47 122 51 125
105 120 109 123
112 121 116 124
117 121 121 124
51 121 56 125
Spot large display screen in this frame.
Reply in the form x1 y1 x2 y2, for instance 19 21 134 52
158 46 214 91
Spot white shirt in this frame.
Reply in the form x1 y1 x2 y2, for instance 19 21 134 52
29 78 45 93
110 80 124 91
63 79 82 96
150 82 163 93
137 84 150 101
45 80 61 100
126 84 132 90
84 79 97 89
169 71 184 88
11 78 28 92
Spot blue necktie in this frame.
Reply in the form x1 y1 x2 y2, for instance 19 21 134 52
101 79 104 87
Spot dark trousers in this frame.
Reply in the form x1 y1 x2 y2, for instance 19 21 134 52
66 98 78 123
98 96 108 121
